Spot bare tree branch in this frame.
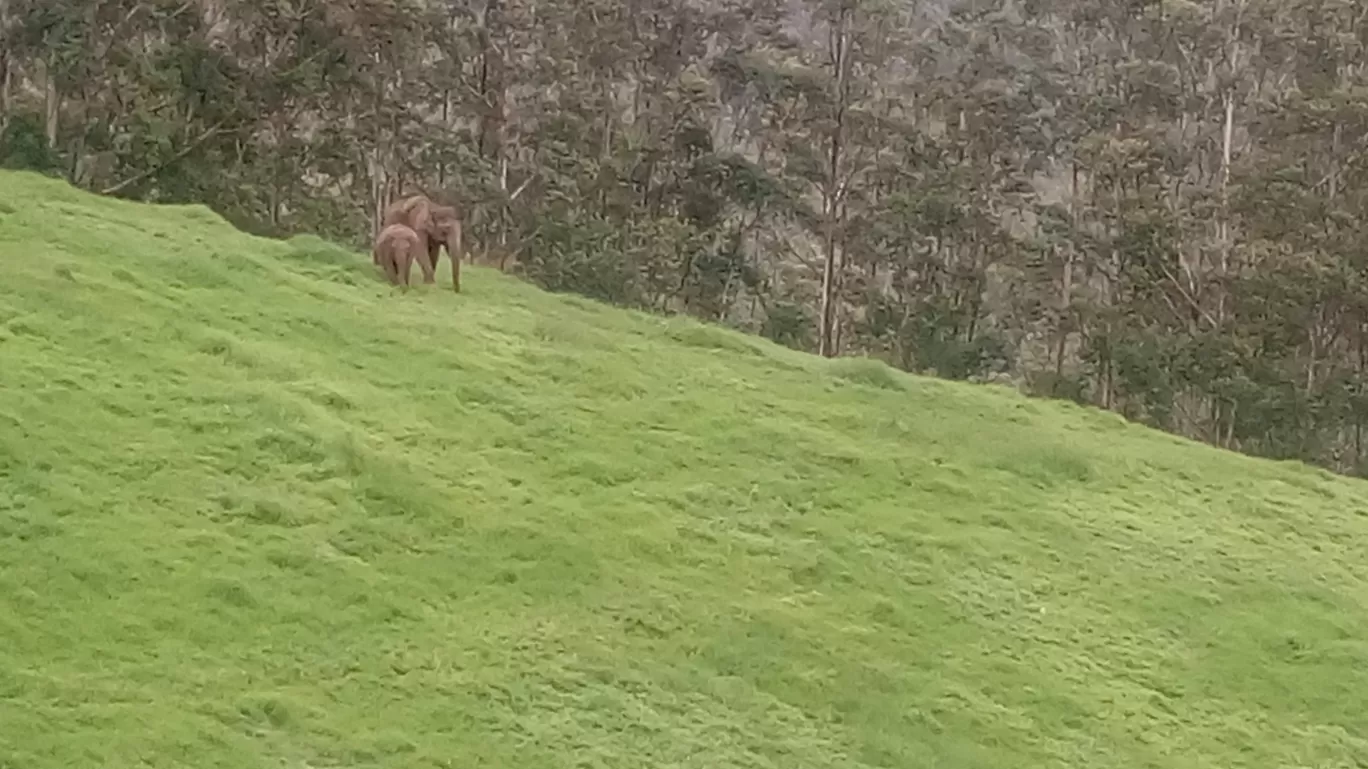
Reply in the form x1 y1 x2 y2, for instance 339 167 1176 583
101 121 228 196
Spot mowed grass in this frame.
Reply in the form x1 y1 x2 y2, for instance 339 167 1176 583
2 169 1368 768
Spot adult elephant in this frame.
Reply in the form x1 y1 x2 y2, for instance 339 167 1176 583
382 194 465 292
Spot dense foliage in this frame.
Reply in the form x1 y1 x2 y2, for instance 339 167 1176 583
4 0 1367 475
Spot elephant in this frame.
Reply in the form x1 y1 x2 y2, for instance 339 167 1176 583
372 222 432 290
382 194 464 292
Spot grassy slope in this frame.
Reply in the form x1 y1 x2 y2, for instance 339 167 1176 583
1 170 1367 768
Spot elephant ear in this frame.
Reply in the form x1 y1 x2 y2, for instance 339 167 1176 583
408 204 436 238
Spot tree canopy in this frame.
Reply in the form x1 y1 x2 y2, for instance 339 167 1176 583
4 0 1367 476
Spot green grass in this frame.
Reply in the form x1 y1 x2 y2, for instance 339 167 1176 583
2 169 1368 767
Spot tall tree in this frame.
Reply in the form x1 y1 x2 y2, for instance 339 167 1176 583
3 0 1367 476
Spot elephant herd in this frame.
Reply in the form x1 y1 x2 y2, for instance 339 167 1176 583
372 194 465 292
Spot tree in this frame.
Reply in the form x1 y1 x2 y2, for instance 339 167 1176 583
3 0 1367 476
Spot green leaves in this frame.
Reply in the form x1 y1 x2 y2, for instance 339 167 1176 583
3 0 1368 476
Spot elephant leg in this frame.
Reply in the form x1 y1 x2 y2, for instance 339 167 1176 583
398 250 413 290
416 248 436 284
426 239 441 283
380 253 399 285
419 239 437 284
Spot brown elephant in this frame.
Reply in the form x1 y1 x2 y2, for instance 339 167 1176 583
372 223 432 290
382 194 464 292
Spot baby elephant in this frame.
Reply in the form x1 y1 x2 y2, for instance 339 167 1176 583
372 223 433 289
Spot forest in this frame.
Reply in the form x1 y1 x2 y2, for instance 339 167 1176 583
2 0 1366 477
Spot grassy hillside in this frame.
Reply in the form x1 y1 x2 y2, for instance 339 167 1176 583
1 170 1367 768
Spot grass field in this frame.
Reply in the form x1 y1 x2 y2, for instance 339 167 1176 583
2 169 1367 768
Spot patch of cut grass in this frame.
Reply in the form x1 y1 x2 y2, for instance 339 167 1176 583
828 355 906 390
665 316 762 356
2 170 1368 768
283 233 362 268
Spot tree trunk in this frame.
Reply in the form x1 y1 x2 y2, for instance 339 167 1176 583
1052 161 1079 393
439 89 451 188
1328 121 1341 201
0 55 9 136
477 0 507 162
818 1 853 358
1216 88 1234 323
370 147 384 240
1215 1 1243 325
497 154 509 250
0 0 10 136
1357 320 1367 470
42 53 60 149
